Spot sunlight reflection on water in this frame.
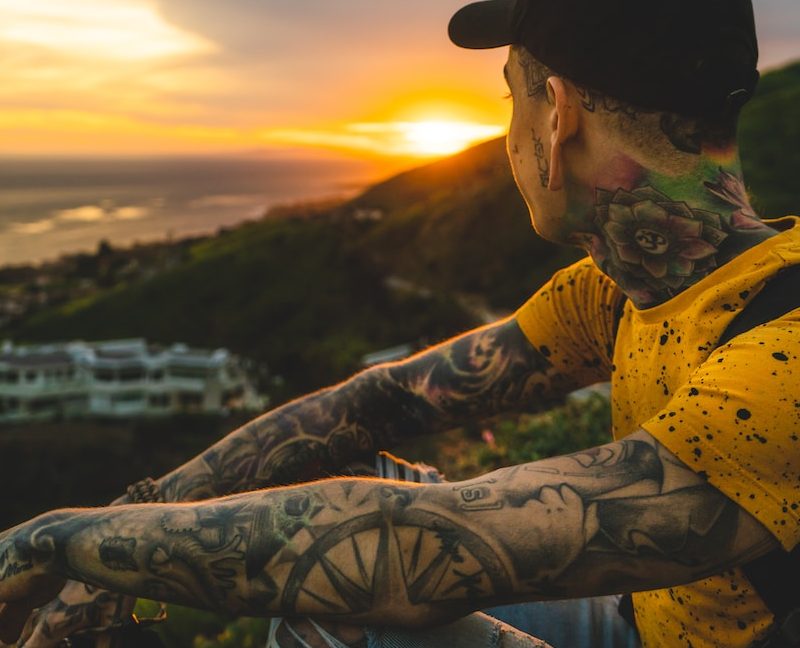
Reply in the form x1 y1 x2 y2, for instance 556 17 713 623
0 155 386 266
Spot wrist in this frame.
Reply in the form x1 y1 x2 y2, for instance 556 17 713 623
0 512 70 606
27 510 72 572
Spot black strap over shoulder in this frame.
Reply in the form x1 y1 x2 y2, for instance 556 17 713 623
716 263 800 347
745 545 800 647
614 264 800 644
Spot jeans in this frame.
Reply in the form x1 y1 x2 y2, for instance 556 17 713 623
365 611 552 648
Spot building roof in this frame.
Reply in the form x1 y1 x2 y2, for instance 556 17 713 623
0 351 73 368
0 339 231 370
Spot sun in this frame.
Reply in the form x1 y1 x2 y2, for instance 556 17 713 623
261 118 506 160
396 120 505 156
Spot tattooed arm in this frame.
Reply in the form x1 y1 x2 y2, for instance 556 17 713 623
153 317 558 503
0 430 777 639
19 318 561 646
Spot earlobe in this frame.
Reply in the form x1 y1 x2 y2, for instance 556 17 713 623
546 77 578 192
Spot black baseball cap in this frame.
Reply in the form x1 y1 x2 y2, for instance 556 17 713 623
448 0 760 119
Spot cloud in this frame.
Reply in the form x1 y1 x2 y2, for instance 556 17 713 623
0 0 797 155
0 0 224 133
7 203 153 236
56 205 106 222
0 0 214 61
114 206 150 220
10 219 56 235
146 0 508 126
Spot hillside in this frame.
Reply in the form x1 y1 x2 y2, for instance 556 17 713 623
6 211 472 398
739 60 800 217
347 138 582 308
4 146 581 400
5 61 800 400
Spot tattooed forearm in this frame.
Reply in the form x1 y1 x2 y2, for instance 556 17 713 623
0 546 34 582
2 431 776 627
24 319 556 641
154 318 560 503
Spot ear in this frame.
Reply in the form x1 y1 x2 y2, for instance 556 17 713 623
546 76 579 191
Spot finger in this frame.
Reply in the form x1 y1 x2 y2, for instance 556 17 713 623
17 622 58 648
18 606 37 644
537 486 563 508
559 484 582 508
24 589 133 648
583 502 600 538
96 595 136 648
0 601 34 645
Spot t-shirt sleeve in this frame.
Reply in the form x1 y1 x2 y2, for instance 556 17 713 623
515 258 624 393
642 309 800 550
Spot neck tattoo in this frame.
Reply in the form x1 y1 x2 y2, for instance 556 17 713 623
575 168 777 309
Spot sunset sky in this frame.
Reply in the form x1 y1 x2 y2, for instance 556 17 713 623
2 0 799 161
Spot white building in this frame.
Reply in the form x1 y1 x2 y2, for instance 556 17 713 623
0 339 267 422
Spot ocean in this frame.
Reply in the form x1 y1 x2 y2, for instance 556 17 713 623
0 154 389 267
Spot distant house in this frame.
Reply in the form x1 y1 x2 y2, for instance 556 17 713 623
353 208 384 222
0 339 267 422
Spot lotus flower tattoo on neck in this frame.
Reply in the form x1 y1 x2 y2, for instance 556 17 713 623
592 185 728 306
589 168 773 307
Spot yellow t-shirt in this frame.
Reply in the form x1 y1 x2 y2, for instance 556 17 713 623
514 216 800 647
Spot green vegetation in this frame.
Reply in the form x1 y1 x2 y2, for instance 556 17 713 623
0 415 252 525
8 211 473 399
739 60 800 218
4 145 579 401
391 392 613 482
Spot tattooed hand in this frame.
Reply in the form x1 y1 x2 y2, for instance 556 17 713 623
0 517 67 645
17 583 134 648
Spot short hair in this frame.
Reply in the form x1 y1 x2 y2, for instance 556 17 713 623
514 45 738 159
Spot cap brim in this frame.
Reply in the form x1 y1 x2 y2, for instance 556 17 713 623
448 0 518 49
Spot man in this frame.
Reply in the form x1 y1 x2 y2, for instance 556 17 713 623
1 0 797 647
